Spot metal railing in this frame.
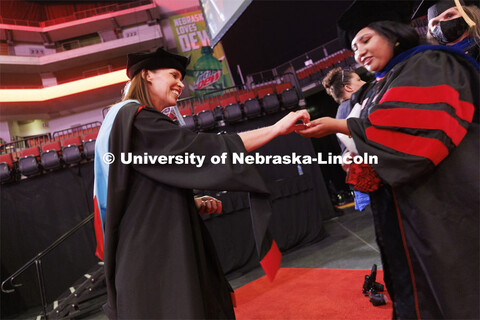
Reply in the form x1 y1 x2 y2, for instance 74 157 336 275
1 213 95 319
0 134 51 155
51 121 102 141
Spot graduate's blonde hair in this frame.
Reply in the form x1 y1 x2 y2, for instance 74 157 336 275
122 70 155 108
463 5 480 40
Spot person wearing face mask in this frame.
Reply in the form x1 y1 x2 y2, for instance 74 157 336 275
298 2 479 318
426 0 480 62
93 47 309 319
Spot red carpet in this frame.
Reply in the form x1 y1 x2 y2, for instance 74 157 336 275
234 268 392 319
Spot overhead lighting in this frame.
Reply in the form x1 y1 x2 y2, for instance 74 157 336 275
0 69 129 102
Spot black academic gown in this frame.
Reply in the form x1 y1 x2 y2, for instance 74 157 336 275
347 49 479 319
103 104 272 319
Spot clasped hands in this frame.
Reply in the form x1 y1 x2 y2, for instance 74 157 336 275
278 110 349 138
194 196 222 215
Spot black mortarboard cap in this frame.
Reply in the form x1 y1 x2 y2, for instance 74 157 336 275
411 0 471 20
337 0 415 50
126 47 190 79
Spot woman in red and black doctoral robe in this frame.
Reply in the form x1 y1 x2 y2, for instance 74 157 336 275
298 20 479 319
93 48 309 319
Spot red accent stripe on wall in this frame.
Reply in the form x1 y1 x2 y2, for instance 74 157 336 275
260 241 282 282
378 85 474 123
366 127 449 166
369 109 467 146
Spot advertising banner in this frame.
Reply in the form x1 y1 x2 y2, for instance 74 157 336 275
169 10 234 97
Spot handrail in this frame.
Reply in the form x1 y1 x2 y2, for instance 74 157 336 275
1 213 95 318
0 133 51 155
52 121 102 141
201 84 245 98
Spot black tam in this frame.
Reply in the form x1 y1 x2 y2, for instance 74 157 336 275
337 0 414 49
126 47 190 79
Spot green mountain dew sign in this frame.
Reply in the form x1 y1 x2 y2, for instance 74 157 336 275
169 10 234 97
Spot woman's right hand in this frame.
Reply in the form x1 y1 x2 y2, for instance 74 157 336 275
273 109 311 136
296 117 349 138
238 109 310 152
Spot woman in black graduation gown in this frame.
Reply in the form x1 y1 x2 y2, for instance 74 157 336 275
93 48 309 319
298 19 479 319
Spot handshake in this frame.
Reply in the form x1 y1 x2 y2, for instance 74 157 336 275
275 110 349 139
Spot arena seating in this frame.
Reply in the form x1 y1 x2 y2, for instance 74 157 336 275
238 91 262 119
295 49 355 88
276 82 299 109
179 107 196 131
221 96 243 123
41 141 62 170
61 136 83 165
18 146 41 176
82 132 98 160
0 153 14 183
256 85 280 114
194 103 215 131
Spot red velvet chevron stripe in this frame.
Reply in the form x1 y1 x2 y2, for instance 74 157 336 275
369 109 467 146
365 127 449 165
378 85 474 122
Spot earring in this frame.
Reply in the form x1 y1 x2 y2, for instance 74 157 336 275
395 42 400 47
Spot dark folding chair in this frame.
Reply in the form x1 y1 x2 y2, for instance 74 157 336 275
239 91 262 119
195 103 215 131
82 132 98 160
276 82 299 109
19 147 41 176
221 96 243 123
258 87 280 114
213 106 224 121
41 141 62 170
0 153 14 183
61 136 83 164
179 108 196 131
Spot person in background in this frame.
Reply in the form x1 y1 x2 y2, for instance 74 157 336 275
93 47 309 319
321 67 370 211
322 67 365 154
426 0 480 61
298 16 479 319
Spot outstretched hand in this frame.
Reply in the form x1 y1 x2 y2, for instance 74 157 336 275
274 109 311 136
296 117 349 138
194 196 222 215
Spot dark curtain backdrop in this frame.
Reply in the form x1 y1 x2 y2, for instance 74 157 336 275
1 112 335 317
1 163 98 318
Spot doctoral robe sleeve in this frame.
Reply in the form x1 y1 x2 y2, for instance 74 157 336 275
129 107 270 193
347 51 476 187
